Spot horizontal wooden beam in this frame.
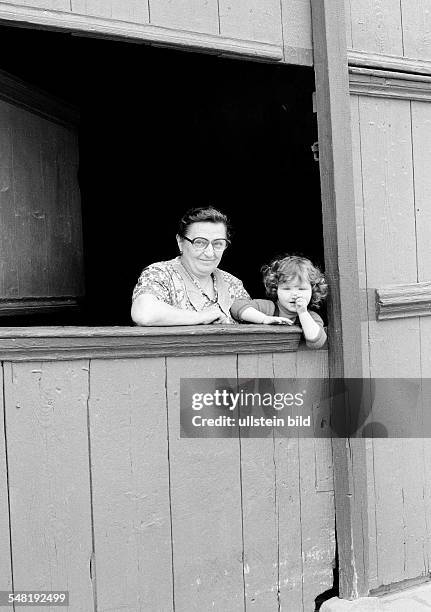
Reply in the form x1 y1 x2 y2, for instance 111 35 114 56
0 68 79 128
376 282 431 320
349 67 431 101
348 50 431 77
0 3 283 62
0 325 303 361
0 296 81 317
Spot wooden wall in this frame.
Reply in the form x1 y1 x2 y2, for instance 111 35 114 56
0 96 83 303
346 0 431 63
350 76 431 590
0 349 333 611
0 0 313 65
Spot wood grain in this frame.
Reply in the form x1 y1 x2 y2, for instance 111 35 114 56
411 101 431 576
166 355 244 610
0 3 283 61
281 0 313 66
376 282 431 320
350 95 371 376
358 95 420 377
411 101 431 380
0 364 13 607
295 351 334 611
0 326 302 361
149 0 219 34
237 353 282 611
400 0 431 62
3 360 94 608
0 69 79 129
89 357 173 611
348 50 431 76
72 0 149 23
0 100 84 304
311 0 367 598
219 0 282 46
347 0 403 56
349 68 431 102
273 351 334 610
0 0 69 10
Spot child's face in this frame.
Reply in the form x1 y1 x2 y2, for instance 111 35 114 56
277 275 312 314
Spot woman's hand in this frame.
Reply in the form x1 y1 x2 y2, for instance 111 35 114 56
262 315 294 325
197 306 228 325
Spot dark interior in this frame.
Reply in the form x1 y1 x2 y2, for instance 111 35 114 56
0 25 324 325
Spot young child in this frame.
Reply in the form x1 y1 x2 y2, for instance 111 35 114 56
231 255 328 348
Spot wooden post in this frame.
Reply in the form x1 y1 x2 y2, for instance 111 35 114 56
311 0 369 599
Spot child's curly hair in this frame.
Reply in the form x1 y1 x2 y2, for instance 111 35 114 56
262 255 328 308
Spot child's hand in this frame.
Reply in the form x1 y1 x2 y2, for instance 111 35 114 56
262 315 294 325
295 297 308 315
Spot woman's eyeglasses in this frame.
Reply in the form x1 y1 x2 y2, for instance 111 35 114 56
182 236 230 252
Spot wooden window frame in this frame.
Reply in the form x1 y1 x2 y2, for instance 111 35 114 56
311 0 368 600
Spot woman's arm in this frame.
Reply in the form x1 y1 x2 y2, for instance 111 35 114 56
131 294 223 326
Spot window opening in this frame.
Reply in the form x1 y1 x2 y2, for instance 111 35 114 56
0 25 324 326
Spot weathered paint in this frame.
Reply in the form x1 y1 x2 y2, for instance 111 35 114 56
0 364 13 609
0 0 312 64
166 354 245 611
346 0 403 56
219 0 283 45
89 358 173 612
3 360 94 608
72 0 149 23
350 75 431 591
0 350 332 611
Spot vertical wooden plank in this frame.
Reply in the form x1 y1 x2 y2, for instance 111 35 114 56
359 95 419 376
295 351 334 611
4 360 94 610
311 0 367 598
218 0 282 45
281 0 313 66
350 95 371 378
273 351 334 611
0 364 13 609
271 352 303 611
149 0 219 34
12 109 47 297
411 99 431 575
348 0 403 56
89 358 173 612
0 124 19 297
401 1 431 62
236 353 280 611
40 121 84 297
358 95 428 589
344 0 353 49
167 355 244 611
71 0 149 23
411 101 431 373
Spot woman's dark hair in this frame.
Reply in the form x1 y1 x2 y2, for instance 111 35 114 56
262 255 328 308
177 207 231 239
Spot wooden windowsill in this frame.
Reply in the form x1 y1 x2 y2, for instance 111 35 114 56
0 325 303 361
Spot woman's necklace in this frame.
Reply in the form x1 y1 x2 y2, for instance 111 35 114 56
180 260 218 303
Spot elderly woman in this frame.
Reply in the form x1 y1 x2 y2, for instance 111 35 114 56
131 207 250 325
